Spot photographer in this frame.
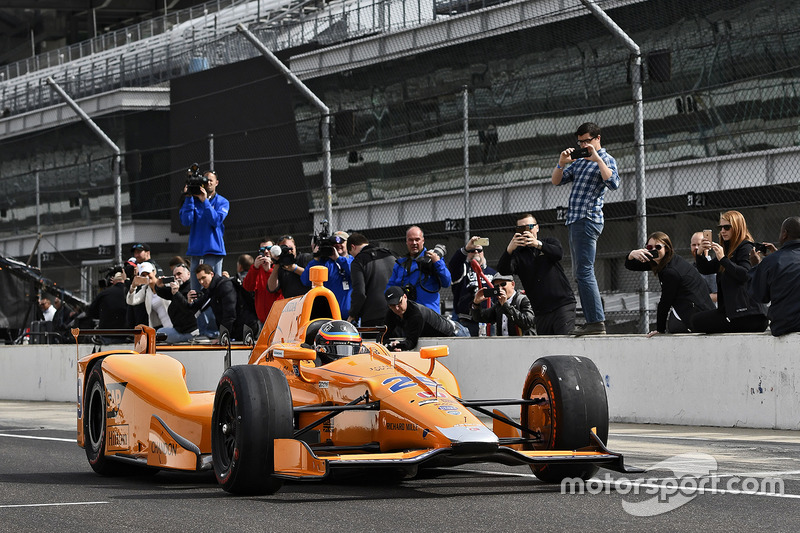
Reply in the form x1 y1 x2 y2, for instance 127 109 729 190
386 226 451 313
188 264 259 342
448 236 497 336
125 262 171 330
267 235 312 298
243 239 283 324
384 286 469 352
86 267 128 332
301 231 353 318
179 169 229 285
470 274 535 336
154 263 199 343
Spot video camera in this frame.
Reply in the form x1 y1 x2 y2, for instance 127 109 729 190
312 220 344 259
98 264 124 289
185 163 209 196
416 243 447 274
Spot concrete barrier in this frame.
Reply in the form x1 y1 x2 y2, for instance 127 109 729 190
1 333 798 429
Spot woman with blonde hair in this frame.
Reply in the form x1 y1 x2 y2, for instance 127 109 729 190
625 231 714 336
692 210 768 333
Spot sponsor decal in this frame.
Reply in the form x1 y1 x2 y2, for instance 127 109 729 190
386 422 419 431
438 404 459 411
418 399 438 406
382 375 439 394
150 440 177 456
107 425 129 451
77 379 82 418
273 349 284 358
105 382 128 419
318 381 329 389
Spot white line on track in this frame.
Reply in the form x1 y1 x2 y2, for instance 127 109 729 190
0 502 108 509
0 433 74 443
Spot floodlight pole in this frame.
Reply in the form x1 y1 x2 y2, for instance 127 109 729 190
580 0 649 333
236 23 333 229
46 76 123 265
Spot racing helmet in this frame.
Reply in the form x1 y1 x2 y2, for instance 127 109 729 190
314 320 362 364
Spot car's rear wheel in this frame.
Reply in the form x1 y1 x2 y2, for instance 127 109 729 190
211 365 293 495
520 355 609 483
84 364 132 476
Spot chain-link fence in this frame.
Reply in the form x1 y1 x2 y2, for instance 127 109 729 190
1 0 799 329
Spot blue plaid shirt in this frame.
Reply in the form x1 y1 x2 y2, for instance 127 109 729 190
558 148 620 225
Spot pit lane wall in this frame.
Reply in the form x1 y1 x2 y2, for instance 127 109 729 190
1 333 798 430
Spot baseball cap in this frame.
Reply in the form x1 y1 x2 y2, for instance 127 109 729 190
492 274 514 283
334 231 350 241
131 243 150 252
384 286 405 306
137 262 155 275
111 272 125 282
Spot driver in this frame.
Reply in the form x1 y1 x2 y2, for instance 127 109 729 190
313 320 364 365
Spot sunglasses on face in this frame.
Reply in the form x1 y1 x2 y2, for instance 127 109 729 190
494 281 508 287
718 224 732 231
646 244 663 251
470 248 483 253
515 223 538 232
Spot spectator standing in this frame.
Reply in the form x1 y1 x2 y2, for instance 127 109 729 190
301 233 352 318
243 239 283 324
383 286 469 351
690 232 718 304
692 210 768 333
127 243 162 327
268 235 312 298
131 243 163 276
39 297 56 321
86 270 128 330
551 122 620 335
346 233 396 327
470 274 535 336
748 216 800 336
625 231 715 336
387 226 451 313
179 170 229 285
447 236 497 336
154 262 199 343
497 214 576 335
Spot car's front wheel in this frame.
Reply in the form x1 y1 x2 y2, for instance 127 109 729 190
520 355 609 483
211 365 293 495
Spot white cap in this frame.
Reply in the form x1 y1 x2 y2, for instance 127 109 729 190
137 262 155 275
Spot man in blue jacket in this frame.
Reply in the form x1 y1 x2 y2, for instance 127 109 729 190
386 226 451 313
301 233 352 318
179 170 229 290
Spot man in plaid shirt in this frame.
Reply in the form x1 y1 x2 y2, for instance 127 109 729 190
551 122 620 335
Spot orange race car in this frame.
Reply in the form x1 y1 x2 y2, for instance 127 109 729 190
74 266 640 494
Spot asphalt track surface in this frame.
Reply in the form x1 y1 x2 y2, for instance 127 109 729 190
2 402 800 532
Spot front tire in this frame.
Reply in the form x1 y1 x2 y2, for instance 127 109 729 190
211 365 293 495
520 355 609 483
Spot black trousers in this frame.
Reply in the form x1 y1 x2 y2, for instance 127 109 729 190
534 302 577 335
690 309 768 334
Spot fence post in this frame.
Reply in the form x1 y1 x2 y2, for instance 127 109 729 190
463 85 470 242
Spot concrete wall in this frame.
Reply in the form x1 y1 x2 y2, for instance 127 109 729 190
2 333 798 430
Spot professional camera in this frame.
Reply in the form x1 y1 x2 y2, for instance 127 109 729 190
416 243 447 274
98 264 124 289
185 163 209 195
270 244 295 267
312 219 344 258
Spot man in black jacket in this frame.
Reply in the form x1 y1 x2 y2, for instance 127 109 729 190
346 233 397 326
154 263 199 343
86 269 128 343
383 286 469 351
496 214 576 335
470 274 535 336
190 264 258 342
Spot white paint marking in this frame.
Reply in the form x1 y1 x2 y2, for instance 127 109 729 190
0 433 74 443
0 501 108 509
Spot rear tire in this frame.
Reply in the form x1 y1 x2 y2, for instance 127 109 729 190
84 365 133 476
520 355 608 483
211 365 293 495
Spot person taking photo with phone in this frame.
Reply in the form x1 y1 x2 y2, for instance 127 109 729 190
470 274 534 336
625 231 715 336
691 210 768 334
496 213 576 335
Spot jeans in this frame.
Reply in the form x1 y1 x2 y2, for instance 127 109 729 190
568 218 605 324
157 327 197 344
451 319 471 337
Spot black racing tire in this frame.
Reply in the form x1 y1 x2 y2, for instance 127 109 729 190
84 364 132 476
520 355 609 483
211 365 294 495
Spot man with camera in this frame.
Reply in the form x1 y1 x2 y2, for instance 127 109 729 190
153 262 199 343
86 267 128 331
387 226 451 313
301 231 353 318
188 264 259 342
496 214 576 335
179 169 229 285
268 235 311 298
551 122 620 336
470 274 535 336
383 285 470 351
243 239 283 324
447 236 497 336
748 216 800 337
